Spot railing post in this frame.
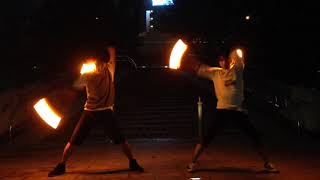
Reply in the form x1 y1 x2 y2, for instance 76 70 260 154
197 96 203 139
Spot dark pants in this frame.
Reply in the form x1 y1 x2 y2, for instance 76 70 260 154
69 109 125 146
202 109 262 148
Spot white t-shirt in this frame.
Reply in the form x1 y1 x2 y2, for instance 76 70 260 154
74 61 115 111
197 52 245 111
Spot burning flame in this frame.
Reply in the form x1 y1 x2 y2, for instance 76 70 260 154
34 98 62 129
169 39 188 69
80 62 96 74
236 49 243 58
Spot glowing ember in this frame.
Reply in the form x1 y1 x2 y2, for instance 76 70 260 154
34 98 62 129
80 62 96 74
169 39 188 69
236 49 243 58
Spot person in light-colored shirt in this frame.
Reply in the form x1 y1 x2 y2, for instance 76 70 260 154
197 49 245 111
48 47 144 177
74 55 116 111
187 47 279 173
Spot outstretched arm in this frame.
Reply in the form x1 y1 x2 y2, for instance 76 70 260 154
229 49 245 69
107 46 116 81
73 75 87 90
180 55 220 80
197 64 221 80
180 55 202 75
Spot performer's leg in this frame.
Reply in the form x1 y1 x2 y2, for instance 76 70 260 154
48 111 94 177
121 140 134 160
61 142 73 164
188 109 227 172
234 111 279 173
104 110 144 172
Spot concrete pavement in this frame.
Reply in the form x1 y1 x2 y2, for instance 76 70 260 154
0 133 319 180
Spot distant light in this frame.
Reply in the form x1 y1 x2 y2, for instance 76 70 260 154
190 178 201 180
34 98 62 129
150 17 154 20
150 25 154 28
152 0 174 6
95 17 99 20
245 15 251 20
164 65 169 68
169 39 188 69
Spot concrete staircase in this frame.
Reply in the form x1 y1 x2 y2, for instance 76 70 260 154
93 68 202 139
117 96 197 138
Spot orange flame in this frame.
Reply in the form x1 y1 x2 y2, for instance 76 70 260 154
80 62 96 74
236 49 243 58
34 98 62 129
169 39 188 69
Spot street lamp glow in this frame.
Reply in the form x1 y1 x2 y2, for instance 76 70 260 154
245 15 250 20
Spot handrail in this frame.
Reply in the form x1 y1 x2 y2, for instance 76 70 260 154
116 55 138 69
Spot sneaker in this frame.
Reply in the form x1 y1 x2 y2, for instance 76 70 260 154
264 162 279 173
129 159 144 172
48 163 66 177
187 162 197 173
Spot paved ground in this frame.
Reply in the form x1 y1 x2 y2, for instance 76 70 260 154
1 132 320 180
0 96 320 180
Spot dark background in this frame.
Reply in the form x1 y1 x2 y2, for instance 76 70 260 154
1 0 319 89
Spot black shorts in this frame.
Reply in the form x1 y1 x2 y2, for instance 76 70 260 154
201 109 261 147
69 109 125 146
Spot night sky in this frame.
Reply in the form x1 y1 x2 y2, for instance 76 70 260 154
1 0 319 89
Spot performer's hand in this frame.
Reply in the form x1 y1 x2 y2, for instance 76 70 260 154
224 80 236 86
180 55 202 75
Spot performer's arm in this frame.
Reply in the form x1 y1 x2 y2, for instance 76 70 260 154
229 49 245 69
73 75 87 90
197 65 221 80
180 55 220 79
107 46 116 82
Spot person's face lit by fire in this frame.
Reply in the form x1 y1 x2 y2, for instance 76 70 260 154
218 55 230 69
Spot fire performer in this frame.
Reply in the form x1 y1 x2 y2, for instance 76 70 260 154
48 46 144 177
181 45 279 173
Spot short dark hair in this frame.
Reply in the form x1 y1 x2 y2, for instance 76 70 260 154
216 45 230 58
218 55 226 62
81 48 110 63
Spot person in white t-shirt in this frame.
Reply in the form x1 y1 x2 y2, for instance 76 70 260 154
48 46 144 177
185 47 279 173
